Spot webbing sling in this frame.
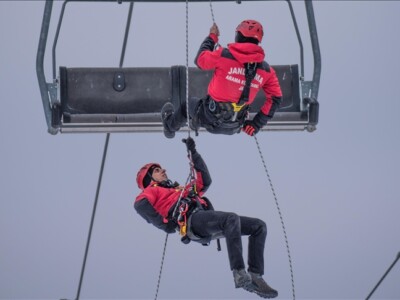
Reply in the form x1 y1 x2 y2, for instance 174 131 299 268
238 62 257 105
221 49 258 110
227 62 256 121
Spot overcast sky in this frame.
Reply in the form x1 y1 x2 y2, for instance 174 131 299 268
1 1 399 300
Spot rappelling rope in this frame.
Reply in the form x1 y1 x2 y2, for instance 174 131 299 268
154 233 169 300
154 166 194 300
184 0 217 136
253 135 296 300
184 0 191 138
209 0 216 24
155 1 216 298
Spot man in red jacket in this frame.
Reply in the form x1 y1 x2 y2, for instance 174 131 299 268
134 137 278 298
161 20 282 138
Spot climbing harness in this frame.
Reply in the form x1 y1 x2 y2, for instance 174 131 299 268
232 61 258 121
154 170 192 300
193 52 258 134
196 51 258 131
254 135 296 300
154 139 221 299
177 199 189 235
175 197 201 242
239 63 258 104
154 165 217 300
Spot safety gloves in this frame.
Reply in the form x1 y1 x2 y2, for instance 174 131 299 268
243 121 259 136
242 111 270 136
165 219 178 234
182 137 197 155
210 23 220 37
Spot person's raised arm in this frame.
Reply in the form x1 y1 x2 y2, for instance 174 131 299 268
194 23 220 69
182 137 212 192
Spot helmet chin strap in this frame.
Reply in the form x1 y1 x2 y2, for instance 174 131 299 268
158 179 179 188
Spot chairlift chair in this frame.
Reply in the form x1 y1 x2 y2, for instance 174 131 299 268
36 0 321 135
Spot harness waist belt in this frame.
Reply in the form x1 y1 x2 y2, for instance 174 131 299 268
170 198 201 222
210 99 249 112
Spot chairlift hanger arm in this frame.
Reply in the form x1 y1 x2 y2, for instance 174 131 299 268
36 0 56 134
305 0 321 100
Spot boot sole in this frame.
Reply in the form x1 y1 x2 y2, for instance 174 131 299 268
161 103 175 138
252 289 278 299
237 281 278 298
236 280 256 293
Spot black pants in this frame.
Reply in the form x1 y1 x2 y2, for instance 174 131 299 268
190 210 267 275
166 97 199 132
166 96 246 135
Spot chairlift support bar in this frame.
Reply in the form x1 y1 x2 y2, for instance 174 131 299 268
36 0 321 135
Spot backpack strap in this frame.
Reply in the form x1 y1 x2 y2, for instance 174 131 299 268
237 62 258 106
221 48 258 107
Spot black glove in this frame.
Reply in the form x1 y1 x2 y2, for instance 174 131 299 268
182 137 196 154
165 219 178 234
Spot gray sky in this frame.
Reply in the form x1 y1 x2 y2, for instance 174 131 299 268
1 1 399 299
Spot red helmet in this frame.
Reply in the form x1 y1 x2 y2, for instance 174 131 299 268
136 163 161 190
236 20 263 43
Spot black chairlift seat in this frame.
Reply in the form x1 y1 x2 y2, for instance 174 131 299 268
58 65 313 133
37 0 321 134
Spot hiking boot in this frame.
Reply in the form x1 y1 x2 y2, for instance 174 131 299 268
189 104 201 134
233 269 254 292
189 112 200 130
249 272 278 299
161 102 175 139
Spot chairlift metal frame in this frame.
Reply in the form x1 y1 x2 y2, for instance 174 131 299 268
36 0 321 135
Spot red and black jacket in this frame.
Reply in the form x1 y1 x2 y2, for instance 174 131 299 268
134 151 212 233
195 34 282 123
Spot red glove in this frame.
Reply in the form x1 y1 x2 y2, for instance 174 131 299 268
242 121 259 136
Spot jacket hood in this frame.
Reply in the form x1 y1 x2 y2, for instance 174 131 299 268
227 42 265 64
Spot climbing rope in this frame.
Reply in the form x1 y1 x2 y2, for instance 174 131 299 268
155 1 217 298
209 0 219 51
184 0 217 136
154 0 198 280
209 0 216 24
154 168 194 300
253 135 296 300
154 233 168 300
184 0 191 137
